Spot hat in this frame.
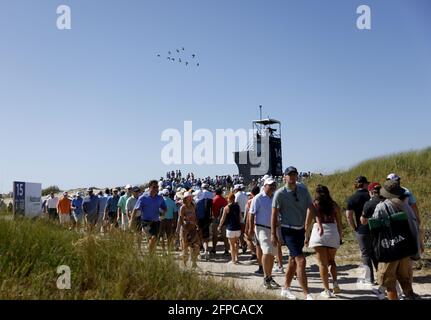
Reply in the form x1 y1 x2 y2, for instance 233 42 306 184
284 166 298 176
355 176 369 184
183 191 193 199
387 173 401 181
132 186 141 193
368 182 381 192
262 174 270 181
87 187 93 192
381 180 405 199
264 178 276 186
76 192 83 197
161 189 170 196
201 183 209 189
125 184 132 190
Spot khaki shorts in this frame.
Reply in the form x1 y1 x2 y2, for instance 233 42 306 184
59 213 70 224
377 257 412 290
255 226 277 256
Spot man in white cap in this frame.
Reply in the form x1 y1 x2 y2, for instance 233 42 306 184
249 177 281 289
386 173 420 221
235 183 249 254
72 192 84 230
118 184 132 231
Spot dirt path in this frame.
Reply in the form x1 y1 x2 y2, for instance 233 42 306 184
191 247 431 300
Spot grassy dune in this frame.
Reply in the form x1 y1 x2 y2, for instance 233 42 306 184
0 219 269 300
304 147 431 267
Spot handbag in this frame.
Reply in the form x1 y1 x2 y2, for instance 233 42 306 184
368 203 417 263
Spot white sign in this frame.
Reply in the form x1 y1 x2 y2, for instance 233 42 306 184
13 181 42 218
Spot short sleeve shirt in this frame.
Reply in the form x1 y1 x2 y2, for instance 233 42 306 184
135 193 167 222
272 184 312 227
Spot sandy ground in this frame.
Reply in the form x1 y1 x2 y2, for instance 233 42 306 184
187 246 431 300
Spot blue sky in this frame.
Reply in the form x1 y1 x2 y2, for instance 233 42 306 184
1 0 430 193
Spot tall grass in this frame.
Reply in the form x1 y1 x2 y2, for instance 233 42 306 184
0 219 269 300
303 148 431 266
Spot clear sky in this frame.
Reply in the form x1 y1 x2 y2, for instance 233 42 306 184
1 0 430 193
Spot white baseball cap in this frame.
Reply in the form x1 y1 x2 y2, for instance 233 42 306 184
264 178 276 186
183 191 193 199
387 173 401 181
162 189 170 196
125 184 133 189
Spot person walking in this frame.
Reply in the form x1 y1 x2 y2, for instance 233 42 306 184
104 188 120 230
211 189 229 256
250 178 281 289
46 192 59 221
118 184 132 231
346 176 374 285
83 188 99 231
177 192 200 268
71 192 84 230
160 188 178 252
234 184 249 254
57 192 72 226
132 180 167 254
372 180 419 300
305 185 342 298
218 193 242 265
272 166 316 300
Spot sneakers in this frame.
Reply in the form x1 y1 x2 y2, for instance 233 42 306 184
280 288 297 300
320 290 335 299
254 266 264 275
372 287 386 300
204 252 210 261
273 265 285 274
223 250 230 256
306 294 314 301
263 277 281 290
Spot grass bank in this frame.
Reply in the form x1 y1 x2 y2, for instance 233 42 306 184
0 218 269 300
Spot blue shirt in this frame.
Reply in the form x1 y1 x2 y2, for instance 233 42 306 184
72 197 84 215
163 196 178 220
83 195 99 215
135 192 167 222
250 191 273 227
196 198 206 219
106 195 120 213
98 195 108 214
403 187 417 206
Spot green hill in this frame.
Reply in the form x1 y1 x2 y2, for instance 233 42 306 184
305 147 431 228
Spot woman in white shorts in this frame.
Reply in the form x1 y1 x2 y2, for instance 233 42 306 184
219 193 242 265
306 185 343 298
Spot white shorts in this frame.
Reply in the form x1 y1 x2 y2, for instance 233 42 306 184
255 226 277 256
226 230 241 239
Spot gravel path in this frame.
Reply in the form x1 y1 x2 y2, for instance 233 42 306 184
191 247 431 300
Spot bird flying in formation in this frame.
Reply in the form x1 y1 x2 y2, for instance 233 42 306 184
185 62 189 66
192 54 196 59
168 51 171 55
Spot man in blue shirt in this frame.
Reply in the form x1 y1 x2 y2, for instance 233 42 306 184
71 192 84 230
132 180 167 253
104 188 120 230
160 189 178 252
83 188 99 231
